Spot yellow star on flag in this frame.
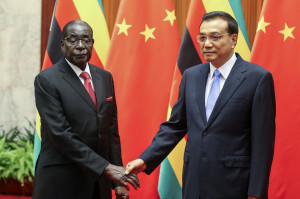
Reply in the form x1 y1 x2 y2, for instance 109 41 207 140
116 18 132 36
257 16 270 33
279 23 295 41
140 24 156 42
163 9 176 26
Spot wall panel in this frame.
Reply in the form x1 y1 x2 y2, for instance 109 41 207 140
174 0 191 39
41 0 56 65
102 0 120 36
241 0 264 48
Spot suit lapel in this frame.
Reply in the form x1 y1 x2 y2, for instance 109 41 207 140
58 59 97 111
90 65 105 111
196 63 210 123
206 55 247 127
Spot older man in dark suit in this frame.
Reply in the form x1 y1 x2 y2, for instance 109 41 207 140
126 11 275 199
33 20 139 199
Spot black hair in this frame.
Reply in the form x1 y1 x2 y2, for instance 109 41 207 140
200 11 238 35
61 20 93 39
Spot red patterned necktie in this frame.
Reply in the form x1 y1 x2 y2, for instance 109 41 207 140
80 72 97 107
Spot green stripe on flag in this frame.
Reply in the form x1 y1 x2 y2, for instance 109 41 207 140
158 158 182 199
96 0 105 14
228 0 251 49
33 130 41 171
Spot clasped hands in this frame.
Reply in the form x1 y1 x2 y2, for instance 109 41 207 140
104 159 146 198
104 163 141 199
104 163 140 190
104 159 146 189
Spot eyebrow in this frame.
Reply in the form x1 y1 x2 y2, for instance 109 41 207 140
199 31 221 35
69 33 91 37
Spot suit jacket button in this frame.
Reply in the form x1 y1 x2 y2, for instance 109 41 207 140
203 131 208 136
98 134 101 138
97 114 101 118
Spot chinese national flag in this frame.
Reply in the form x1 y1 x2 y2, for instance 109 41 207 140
250 0 300 198
106 0 180 198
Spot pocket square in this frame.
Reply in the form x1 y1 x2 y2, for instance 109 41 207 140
106 96 113 101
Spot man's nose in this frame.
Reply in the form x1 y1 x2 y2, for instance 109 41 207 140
76 39 85 48
203 38 213 47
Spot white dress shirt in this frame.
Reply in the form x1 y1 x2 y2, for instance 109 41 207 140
205 53 237 106
65 59 95 90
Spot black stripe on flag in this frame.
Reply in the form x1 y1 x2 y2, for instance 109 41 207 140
47 17 63 65
177 26 202 75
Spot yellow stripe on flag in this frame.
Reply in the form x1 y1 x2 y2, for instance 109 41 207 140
168 138 186 187
36 112 41 140
73 0 110 65
202 0 250 61
166 104 172 119
165 104 186 187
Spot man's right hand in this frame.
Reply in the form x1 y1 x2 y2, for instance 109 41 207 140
104 164 140 190
125 158 147 175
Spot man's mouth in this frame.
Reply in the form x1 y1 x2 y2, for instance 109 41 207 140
203 52 215 55
74 54 87 58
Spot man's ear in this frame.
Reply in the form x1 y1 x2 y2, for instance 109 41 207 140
231 34 238 48
60 40 65 47
61 40 65 53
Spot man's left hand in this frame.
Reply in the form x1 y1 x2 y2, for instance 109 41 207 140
115 186 129 199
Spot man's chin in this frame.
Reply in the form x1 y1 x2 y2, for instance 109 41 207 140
203 56 215 62
73 57 90 64
76 59 87 63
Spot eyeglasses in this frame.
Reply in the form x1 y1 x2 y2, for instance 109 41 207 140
196 33 231 43
63 37 94 46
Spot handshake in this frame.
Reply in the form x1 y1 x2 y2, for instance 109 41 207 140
104 159 146 198
104 158 146 190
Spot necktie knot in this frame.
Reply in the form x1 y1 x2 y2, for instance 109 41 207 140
214 69 221 78
80 72 97 107
80 72 90 80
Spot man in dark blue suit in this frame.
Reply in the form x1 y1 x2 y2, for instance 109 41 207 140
126 11 275 199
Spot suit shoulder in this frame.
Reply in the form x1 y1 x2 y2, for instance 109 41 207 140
243 60 271 76
35 62 60 79
90 64 112 78
234 53 272 77
184 62 208 75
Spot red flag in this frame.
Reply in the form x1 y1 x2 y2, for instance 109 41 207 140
250 0 300 198
106 0 180 198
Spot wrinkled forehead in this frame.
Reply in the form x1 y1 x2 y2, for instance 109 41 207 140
66 24 92 37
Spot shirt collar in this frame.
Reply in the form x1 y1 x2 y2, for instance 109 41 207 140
209 53 237 79
65 58 91 78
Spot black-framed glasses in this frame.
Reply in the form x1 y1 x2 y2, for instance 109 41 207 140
196 33 231 43
63 37 94 46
